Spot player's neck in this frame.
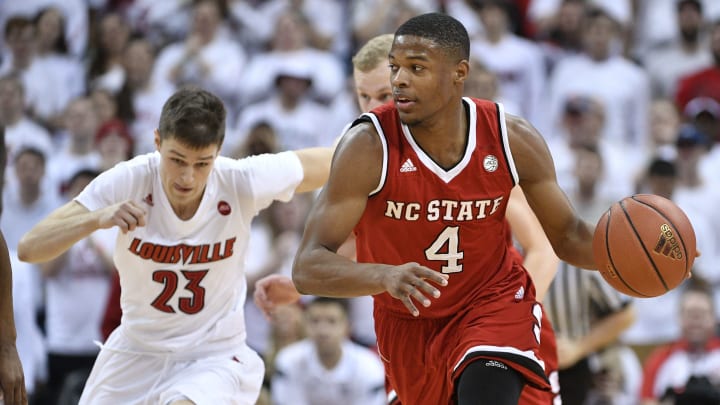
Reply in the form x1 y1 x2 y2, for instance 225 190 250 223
169 195 203 220
408 101 468 169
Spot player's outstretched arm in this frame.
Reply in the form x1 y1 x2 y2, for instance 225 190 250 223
18 199 147 263
507 114 596 270
292 146 334 194
292 123 448 316
0 231 27 405
506 186 559 301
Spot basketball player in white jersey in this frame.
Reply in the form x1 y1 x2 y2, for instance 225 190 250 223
17 87 334 405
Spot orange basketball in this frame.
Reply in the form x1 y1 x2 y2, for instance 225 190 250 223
592 194 696 298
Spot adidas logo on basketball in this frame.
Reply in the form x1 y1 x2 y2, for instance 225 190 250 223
400 158 417 172
653 224 682 260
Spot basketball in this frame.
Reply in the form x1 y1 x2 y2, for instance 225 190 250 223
592 194 696 298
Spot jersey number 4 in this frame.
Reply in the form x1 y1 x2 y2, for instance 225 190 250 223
425 226 464 273
151 269 208 314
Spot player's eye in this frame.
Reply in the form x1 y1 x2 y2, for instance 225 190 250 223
196 162 209 168
171 158 184 165
389 64 398 72
412 65 424 72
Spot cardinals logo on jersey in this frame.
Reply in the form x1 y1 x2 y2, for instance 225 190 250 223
143 193 154 206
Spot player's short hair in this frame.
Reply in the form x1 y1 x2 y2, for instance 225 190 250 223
352 34 394 73
394 13 470 62
158 86 226 149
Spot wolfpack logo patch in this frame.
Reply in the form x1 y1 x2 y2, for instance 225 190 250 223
483 155 498 172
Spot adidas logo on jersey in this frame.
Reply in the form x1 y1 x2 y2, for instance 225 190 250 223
514 286 525 301
400 158 417 172
485 360 508 370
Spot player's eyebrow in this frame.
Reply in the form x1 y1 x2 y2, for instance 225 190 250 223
169 149 215 161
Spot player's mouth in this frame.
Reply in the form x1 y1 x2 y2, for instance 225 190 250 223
394 94 416 111
174 184 193 194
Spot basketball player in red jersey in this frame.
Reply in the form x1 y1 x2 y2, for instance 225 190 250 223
255 32 560 404
292 13 599 405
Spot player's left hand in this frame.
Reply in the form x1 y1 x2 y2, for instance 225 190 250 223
0 343 27 405
254 274 301 320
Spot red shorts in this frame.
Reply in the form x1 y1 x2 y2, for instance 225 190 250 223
519 306 560 404
374 272 550 405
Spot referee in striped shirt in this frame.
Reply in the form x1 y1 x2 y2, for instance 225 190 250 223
544 261 636 405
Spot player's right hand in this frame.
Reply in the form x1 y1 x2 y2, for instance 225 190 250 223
383 262 449 317
98 200 148 233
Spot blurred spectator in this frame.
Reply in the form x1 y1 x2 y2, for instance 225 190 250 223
233 62 332 153
547 7 651 148
229 0 288 54
123 0 193 46
89 88 118 126
95 118 134 171
115 38 173 155
0 16 69 128
271 297 386 405
0 0 88 58
470 0 545 126
644 0 712 99
286 0 349 57
33 7 85 130
153 0 246 114
46 97 102 198
567 144 616 223
675 21 720 113
647 98 681 160
237 10 346 107
87 12 131 93
640 280 720 405
534 0 587 72
548 95 637 202
35 168 114 405
351 0 436 46
464 60 521 114
530 0 632 34
230 121 279 159
0 74 54 168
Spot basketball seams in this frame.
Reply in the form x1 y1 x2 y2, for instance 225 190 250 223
603 207 652 298
630 195 691 278
618 200 670 292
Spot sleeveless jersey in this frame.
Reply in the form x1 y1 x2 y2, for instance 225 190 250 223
355 97 520 318
75 151 303 356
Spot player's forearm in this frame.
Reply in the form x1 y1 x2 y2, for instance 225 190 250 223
293 147 334 194
292 246 388 297
523 249 559 301
554 218 596 270
18 211 101 263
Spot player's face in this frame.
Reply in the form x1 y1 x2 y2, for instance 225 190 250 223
354 64 393 113
155 133 218 208
389 35 465 126
304 303 349 350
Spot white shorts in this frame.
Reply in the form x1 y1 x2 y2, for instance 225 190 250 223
79 332 264 405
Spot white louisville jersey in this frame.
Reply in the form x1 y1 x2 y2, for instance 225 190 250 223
75 151 303 356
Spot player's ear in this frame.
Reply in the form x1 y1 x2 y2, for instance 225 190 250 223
454 60 469 84
154 129 161 151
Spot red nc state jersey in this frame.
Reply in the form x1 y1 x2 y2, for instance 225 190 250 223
354 97 521 318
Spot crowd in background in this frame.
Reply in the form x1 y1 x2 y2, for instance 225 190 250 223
3 0 720 404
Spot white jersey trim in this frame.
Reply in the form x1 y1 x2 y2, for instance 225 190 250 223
361 112 388 196
497 102 519 185
453 344 545 372
400 97 477 184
